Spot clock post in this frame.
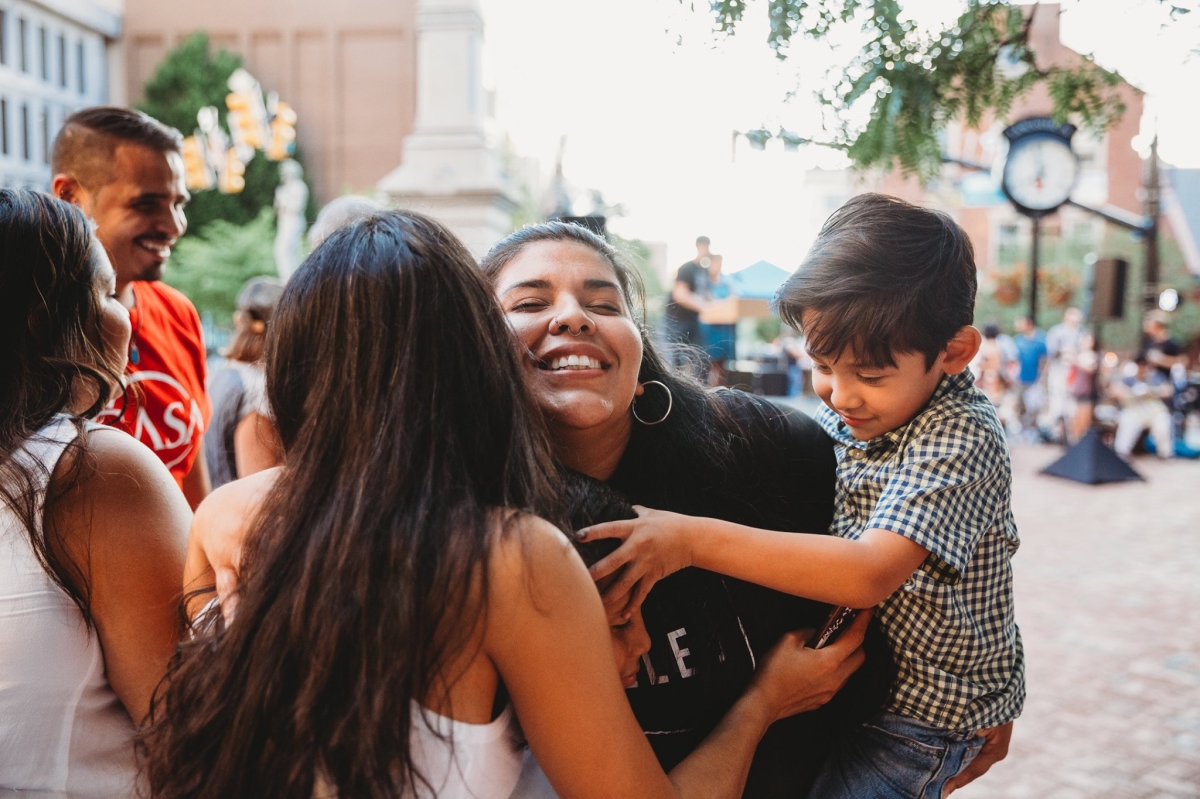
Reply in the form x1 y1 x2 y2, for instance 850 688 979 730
1000 117 1080 326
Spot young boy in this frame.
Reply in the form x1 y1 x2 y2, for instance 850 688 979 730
584 193 1024 798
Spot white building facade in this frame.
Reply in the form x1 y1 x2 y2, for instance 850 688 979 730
0 0 120 188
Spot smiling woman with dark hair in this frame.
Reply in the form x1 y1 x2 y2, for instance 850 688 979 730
480 221 893 795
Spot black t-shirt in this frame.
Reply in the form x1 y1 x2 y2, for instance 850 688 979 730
1139 334 1183 379
664 261 708 325
605 389 892 797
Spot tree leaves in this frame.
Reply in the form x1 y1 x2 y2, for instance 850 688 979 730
696 0 1130 179
136 32 316 234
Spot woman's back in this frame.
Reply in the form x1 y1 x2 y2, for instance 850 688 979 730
0 417 138 797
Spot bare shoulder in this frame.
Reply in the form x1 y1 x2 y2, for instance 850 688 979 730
487 510 592 616
490 510 577 573
46 427 190 581
53 428 187 530
193 466 280 532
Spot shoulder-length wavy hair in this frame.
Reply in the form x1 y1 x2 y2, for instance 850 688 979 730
144 212 563 798
480 221 739 468
0 188 118 626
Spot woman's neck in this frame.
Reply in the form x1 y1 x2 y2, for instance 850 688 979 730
552 412 634 482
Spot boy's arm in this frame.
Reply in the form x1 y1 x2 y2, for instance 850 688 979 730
585 413 1008 617
584 509 929 614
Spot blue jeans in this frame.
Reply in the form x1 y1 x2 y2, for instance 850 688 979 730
810 712 985 799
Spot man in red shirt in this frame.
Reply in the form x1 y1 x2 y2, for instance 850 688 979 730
51 107 211 508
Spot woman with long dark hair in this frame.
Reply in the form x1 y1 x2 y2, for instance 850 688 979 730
0 188 190 795
147 211 860 798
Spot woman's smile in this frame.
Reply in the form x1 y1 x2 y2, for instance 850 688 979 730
495 240 643 434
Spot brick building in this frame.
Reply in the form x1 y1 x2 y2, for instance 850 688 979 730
122 0 418 203
0 0 120 188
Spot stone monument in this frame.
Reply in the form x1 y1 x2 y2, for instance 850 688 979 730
274 159 309 281
376 0 517 258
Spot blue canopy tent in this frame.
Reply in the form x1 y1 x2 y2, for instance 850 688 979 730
725 260 792 301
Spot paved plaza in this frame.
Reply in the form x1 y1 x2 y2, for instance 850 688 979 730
955 445 1200 799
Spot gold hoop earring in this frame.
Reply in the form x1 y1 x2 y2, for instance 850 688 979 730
631 380 673 425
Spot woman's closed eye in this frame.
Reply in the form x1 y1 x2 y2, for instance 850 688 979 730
509 299 549 312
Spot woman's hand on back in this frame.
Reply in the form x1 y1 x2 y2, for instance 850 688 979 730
184 467 280 623
579 505 696 618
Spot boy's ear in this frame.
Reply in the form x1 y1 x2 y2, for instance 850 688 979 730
942 326 982 374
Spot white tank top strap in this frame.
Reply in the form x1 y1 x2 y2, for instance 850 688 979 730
407 701 524 799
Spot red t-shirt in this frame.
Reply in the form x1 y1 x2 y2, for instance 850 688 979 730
97 281 211 487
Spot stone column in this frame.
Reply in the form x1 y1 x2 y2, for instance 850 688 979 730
377 0 516 259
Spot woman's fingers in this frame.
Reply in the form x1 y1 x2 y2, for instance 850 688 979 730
826 608 870 652
588 541 635 581
598 567 642 616
578 519 635 543
214 567 240 624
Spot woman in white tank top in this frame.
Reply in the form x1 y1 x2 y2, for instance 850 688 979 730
144 213 865 799
0 189 191 795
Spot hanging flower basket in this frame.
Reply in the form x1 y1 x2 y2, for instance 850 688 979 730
1041 267 1081 308
993 272 1023 306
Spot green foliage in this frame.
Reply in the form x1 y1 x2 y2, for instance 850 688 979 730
610 232 667 326
137 32 241 134
703 0 1129 179
163 208 278 326
755 315 783 343
136 32 315 233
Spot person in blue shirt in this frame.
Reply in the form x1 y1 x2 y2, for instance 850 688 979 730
1012 316 1047 436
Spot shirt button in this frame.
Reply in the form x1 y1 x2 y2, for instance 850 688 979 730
848 448 864 459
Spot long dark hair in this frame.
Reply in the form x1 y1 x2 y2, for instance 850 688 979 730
144 212 563 798
481 222 739 467
0 188 117 626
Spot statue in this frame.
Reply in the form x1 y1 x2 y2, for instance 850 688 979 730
274 159 308 281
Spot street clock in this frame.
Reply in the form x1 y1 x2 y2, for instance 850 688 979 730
1000 117 1079 218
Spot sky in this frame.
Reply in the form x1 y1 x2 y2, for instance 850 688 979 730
479 0 1200 277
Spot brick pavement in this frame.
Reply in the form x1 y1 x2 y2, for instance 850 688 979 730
954 445 1200 799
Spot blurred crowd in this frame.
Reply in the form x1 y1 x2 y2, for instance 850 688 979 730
773 307 1199 460
966 308 1198 459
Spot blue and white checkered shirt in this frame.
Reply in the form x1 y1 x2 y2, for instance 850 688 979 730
817 370 1025 731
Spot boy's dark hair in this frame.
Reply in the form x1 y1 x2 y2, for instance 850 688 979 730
561 468 636 567
52 106 184 191
776 193 977 370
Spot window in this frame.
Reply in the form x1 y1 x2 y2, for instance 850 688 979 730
998 223 1020 248
76 41 84 94
0 10 8 66
1 99 8 156
18 17 26 72
57 34 65 87
40 108 48 164
39 26 46 80
20 102 29 160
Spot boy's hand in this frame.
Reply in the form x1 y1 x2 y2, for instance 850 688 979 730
579 506 695 618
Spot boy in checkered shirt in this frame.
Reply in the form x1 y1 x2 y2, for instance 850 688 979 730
583 193 1024 798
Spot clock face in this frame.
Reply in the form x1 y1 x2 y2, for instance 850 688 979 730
1002 134 1078 214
